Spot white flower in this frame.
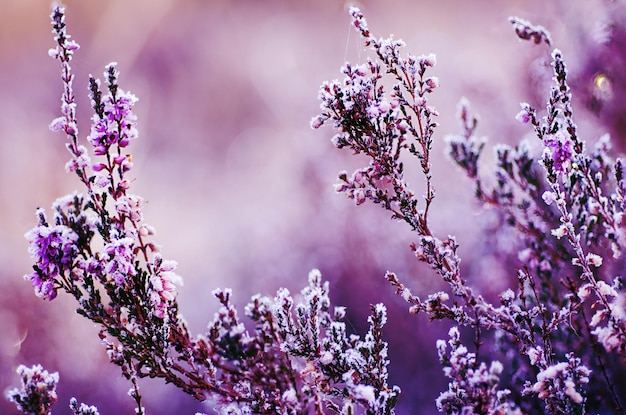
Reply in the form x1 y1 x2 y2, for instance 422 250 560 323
596 280 615 297
489 361 504 376
320 351 334 365
354 384 376 405
542 190 556 205
586 253 603 267
551 224 568 239
564 379 583 403
282 388 297 405
577 284 592 301
528 347 543 366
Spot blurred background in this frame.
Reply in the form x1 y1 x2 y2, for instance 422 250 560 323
1 0 624 413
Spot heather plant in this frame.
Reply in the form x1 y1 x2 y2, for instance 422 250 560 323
8 6 398 415
312 6 625 415
7 4 626 415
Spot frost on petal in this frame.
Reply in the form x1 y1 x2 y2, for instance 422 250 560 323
149 253 183 318
7 364 59 415
541 190 556 205
49 116 67 132
586 253 603 267
543 132 573 173
564 380 583 403
320 351 334 365
551 224 568 239
515 108 531 124
354 384 376 405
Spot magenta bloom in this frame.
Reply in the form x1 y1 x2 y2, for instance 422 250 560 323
103 234 137 286
544 131 573 173
6 364 59 414
149 254 183 319
24 209 78 300
88 90 138 151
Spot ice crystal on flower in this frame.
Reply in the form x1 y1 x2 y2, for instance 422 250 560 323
543 132 573 174
149 254 183 319
6 364 59 415
24 209 79 300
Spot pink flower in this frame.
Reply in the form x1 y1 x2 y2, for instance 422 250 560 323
149 254 183 319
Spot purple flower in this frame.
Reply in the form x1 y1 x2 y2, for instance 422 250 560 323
64 145 91 173
6 364 59 415
24 209 79 300
88 89 138 149
149 254 183 319
70 398 100 415
87 65 138 173
515 108 531 124
114 194 144 222
103 234 136 286
543 131 573 173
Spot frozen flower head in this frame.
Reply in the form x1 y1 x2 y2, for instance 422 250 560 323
114 194 144 222
6 364 59 415
103 233 137 286
24 209 79 300
349 6 369 38
87 63 138 185
149 253 183 319
354 384 377 406
543 131 573 174
515 108 532 124
509 16 552 46
88 84 138 152
69 398 100 415
528 353 590 408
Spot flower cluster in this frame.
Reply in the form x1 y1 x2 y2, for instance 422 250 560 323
315 7 625 415
436 327 520 414
24 208 79 300
6 365 59 415
10 8 400 415
5 364 102 415
524 351 590 412
312 7 439 238
88 64 138 188
583 278 626 357
149 254 183 319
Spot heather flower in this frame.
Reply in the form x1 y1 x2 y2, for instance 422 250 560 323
65 145 91 173
47 7 79 138
550 224 568 239
446 98 486 179
585 252 603 267
515 106 532 124
542 131 573 174
149 254 183 319
103 233 136 286
526 353 590 412
587 278 626 358
318 7 626 414
24 209 79 300
435 327 518 414
87 64 138 152
509 16 552 46
6 364 59 415
69 398 100 415
114 194 144 222
541 190 556 205
354 384 376 406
